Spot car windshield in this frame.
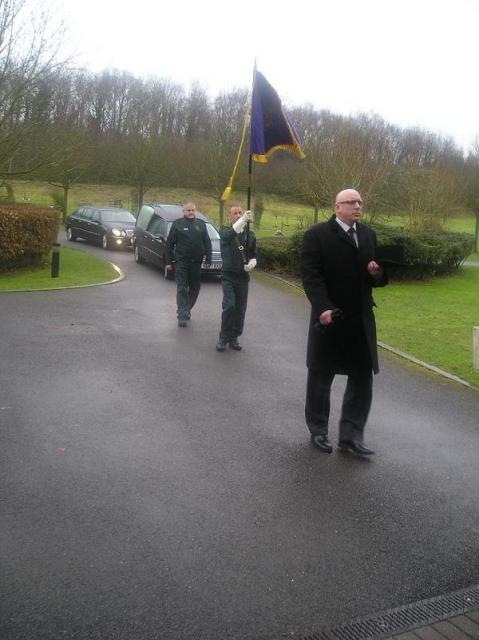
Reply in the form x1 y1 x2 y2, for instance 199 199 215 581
206 223 220 240
100 211 136 223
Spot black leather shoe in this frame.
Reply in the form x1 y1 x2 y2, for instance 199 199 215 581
338 440 375 456
216 340 227 352
229 339 242 351
311 434 333 453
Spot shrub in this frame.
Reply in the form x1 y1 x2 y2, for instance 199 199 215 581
0 203 59 270
373 225 474 279
257 236 291 272
257 226 475 280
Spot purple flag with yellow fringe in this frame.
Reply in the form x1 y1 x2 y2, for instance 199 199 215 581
249 71 305 163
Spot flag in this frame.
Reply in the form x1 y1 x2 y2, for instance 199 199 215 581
249 71 305 163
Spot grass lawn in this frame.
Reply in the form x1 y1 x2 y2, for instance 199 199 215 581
0 246 119 291
256 266 479 388
373 266 479 387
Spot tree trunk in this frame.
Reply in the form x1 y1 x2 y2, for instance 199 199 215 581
219 199 224 227
475 213 479 253
314 205 319 224
62 185 69 222
5 182 15 202
138 186 145 213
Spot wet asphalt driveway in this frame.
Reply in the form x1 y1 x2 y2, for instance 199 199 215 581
1 237 478 640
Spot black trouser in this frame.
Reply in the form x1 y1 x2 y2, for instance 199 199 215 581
175 260 202 320
305 367 373 443
219 273 249 343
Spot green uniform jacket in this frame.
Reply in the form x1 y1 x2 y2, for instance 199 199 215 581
219 226 257 277
166 217 212 264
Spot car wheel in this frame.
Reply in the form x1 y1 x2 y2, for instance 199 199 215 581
66 227 76 241
134 244 145 264
102 233 109 250
164 264 174 280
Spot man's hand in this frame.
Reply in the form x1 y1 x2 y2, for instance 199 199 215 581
367 260 382 277
166 264 173 271
319 310 334 325
233 211 253 234
243 258 257 272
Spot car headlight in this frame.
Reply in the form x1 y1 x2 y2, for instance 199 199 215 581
112 228 121 237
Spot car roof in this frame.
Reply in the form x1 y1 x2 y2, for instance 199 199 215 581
78 206 134 214
144 203 208 223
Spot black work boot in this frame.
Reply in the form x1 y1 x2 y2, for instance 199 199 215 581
216 339 227 352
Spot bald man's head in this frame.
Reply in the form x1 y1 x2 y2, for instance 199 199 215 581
334 189 363 226
182 202 196 219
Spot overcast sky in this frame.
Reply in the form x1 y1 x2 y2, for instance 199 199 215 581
57 0 478 152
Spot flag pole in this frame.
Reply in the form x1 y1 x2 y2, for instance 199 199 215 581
246 153 253 210
245 63 257 261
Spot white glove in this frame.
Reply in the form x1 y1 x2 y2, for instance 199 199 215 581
243 258 257 272
232 210 253 234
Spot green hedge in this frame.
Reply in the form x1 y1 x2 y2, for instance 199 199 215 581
257 226 475 280
373 226 475 278
0 203 59 270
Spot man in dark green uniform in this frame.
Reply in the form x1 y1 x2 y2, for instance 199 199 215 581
216 205 257 352
166 202 212 327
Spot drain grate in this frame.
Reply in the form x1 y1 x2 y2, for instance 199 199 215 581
299 583 479 640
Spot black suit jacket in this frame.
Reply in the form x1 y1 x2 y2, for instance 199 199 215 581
301 215 388 374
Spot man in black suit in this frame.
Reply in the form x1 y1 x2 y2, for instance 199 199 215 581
300 188 388 456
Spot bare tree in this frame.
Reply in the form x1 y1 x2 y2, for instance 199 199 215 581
34 127 94 220
465 138 479 252
143 77 185 138
118 135 173 212
298 113 395 222
0 0 67 176
391 164 461 231
190 88 248 225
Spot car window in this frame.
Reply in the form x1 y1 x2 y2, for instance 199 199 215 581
100 210 136 223
147 216 163 235
82 209 93 220
206 223 220 240
91 210 100 222
136 206 154 230
158 219 168 236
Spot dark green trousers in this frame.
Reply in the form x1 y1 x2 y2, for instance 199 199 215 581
175 260 202 320
219 273 249 342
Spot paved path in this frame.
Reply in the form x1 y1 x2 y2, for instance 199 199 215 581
1 237 478 640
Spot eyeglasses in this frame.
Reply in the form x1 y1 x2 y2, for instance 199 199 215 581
336 200 363 206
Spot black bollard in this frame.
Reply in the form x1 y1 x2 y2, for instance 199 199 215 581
51 243 60 278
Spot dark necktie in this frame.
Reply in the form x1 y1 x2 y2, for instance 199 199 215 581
347 227 358 247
